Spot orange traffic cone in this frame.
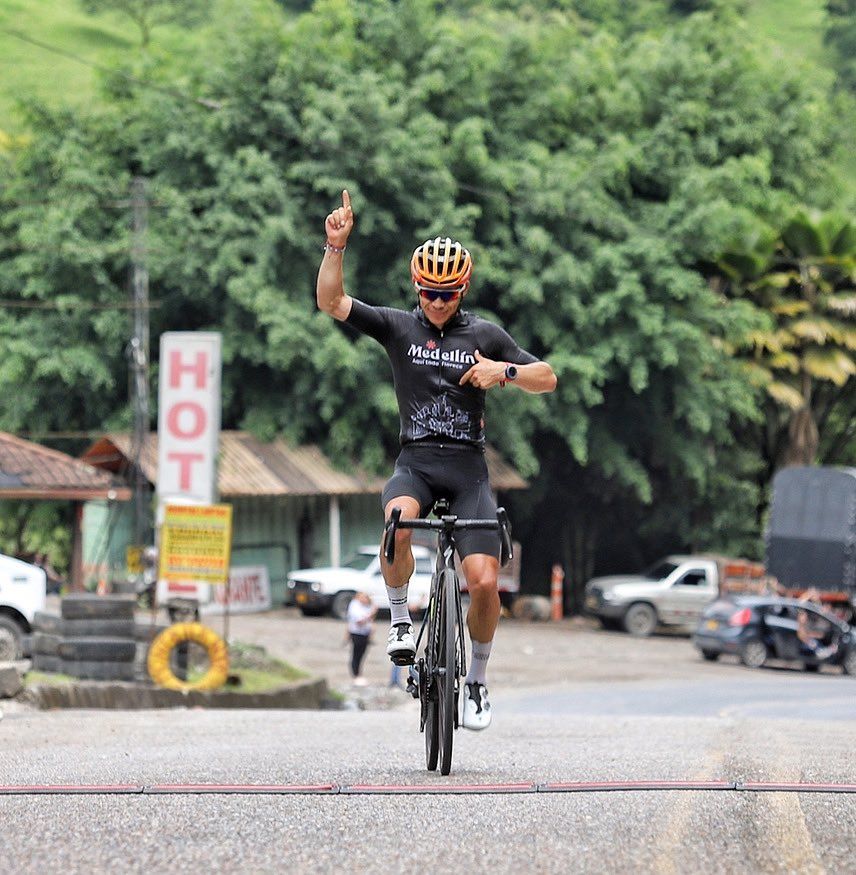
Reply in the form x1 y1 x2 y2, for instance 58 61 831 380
550 565 564 621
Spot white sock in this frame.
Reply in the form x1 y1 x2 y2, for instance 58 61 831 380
386 584 411 626
466 639 492 685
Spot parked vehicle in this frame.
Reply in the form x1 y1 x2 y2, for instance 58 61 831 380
692 595 856 674
583 555 730 637
766 466 856 618
287 545 435 619
0 552 47 660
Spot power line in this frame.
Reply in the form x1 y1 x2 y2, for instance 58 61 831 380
0 299 161 311
0 27 222 111
0 194 171 209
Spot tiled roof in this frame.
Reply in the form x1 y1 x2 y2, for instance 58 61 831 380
81 432 527 496
0 432 131 500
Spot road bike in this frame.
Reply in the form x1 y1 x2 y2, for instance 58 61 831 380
383 499 513 775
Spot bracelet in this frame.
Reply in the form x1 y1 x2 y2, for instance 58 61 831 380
323 240 346 253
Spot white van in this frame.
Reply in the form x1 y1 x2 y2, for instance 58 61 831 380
287 545 435 620
0 553 47 659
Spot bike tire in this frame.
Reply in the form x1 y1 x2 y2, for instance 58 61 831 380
424 695 440 771
437 568 458 776
424 583 442 772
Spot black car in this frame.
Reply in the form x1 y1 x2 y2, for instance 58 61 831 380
693 595 856 674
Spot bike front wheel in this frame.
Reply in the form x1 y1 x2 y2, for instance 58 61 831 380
437 568 459 776
424 694 439 771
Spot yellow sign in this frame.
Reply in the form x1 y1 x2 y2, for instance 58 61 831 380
158 504 233 584
126 545 144 575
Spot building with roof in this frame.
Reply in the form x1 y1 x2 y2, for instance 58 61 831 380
0 432 131 589
82 432 527 604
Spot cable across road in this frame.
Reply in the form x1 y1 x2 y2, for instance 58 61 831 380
1 780 855 796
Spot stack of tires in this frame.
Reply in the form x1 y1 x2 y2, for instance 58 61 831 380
31 595 137 681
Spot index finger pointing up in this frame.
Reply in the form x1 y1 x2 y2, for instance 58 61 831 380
342 189 351 212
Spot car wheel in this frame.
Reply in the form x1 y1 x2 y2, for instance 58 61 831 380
331 590 356 621
842 648 856 676
700 649 719 662
0 616 23 661
623 603 657 637
740 640 768 669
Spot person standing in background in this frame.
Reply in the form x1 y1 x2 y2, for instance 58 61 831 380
346 591 377 686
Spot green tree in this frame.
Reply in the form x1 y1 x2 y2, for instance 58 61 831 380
716 209 856 472
79 0 207 47
825 0 856 91
0 0 849 601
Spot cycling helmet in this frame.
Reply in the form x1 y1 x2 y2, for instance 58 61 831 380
410 237 473 289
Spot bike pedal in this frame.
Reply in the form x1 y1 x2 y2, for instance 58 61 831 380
390 652 415 667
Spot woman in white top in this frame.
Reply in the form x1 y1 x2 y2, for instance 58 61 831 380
347 592 377 684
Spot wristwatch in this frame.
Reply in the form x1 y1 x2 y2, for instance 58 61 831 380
504 363 518 382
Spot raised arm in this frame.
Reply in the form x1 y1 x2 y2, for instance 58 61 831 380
316 189 354 321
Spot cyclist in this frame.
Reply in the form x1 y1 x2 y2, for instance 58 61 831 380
316 190 557 730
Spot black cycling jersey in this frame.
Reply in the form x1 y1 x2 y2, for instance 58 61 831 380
345 298 538 447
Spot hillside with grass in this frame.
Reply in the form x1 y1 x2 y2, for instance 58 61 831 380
0 0 272 133
0 0 843 129
1 0 134 131
744 0 833 76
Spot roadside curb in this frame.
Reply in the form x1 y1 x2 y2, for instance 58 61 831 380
18 677 329 710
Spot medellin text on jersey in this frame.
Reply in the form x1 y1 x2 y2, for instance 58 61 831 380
344 298 539 447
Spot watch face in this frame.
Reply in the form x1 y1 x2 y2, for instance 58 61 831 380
505 364 518 380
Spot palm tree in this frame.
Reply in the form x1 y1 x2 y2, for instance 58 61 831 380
717 209 856 470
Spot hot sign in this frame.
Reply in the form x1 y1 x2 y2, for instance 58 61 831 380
157 332 222 507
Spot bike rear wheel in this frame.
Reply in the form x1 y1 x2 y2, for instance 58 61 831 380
437 568 459 776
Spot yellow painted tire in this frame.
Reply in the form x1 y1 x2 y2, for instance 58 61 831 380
147 622 229 691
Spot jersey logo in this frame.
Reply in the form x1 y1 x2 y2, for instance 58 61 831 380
412 396 480 442
407 343 475 368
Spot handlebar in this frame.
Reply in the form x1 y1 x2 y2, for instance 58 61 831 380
383 506 513 568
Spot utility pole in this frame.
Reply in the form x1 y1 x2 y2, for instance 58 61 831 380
129 176 150 550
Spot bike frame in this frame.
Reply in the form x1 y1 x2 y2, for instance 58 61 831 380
414 522 467 732
383 501 513 774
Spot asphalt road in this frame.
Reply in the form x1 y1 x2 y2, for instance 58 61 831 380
2 609 854 873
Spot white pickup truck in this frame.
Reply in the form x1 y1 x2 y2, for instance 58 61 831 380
0 553 47 659
584 555 722 637
287 545 435 620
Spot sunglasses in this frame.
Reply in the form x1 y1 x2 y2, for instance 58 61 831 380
417 286 464 302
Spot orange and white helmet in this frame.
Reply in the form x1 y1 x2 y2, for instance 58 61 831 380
410 237 473 290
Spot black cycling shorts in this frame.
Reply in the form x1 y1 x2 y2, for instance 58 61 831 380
381 442 500 559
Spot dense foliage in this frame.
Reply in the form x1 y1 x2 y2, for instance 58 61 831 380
1 0 853 601
825 0 856 91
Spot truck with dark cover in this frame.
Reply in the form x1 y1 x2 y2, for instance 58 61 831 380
766 466 856 618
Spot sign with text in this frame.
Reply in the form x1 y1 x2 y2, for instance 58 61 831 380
126 545 143 576
157 332 222 507
200 566 272 615
158 503 233 584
